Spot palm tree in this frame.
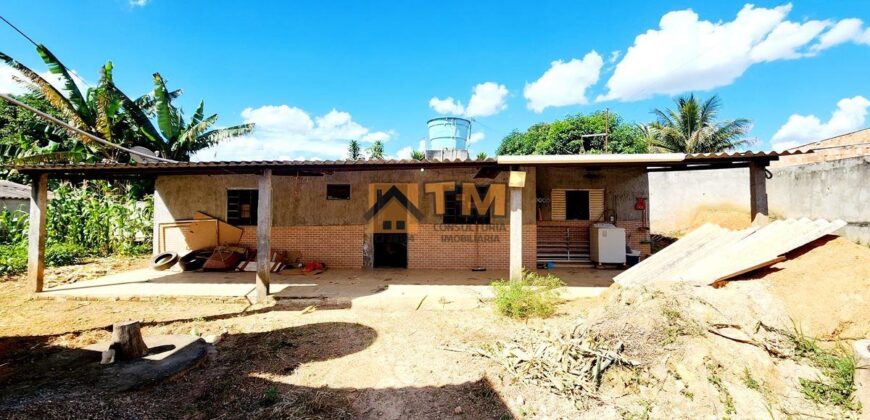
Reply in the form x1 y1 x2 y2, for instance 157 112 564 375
646 94 752 153
367 141 385 160
410 150 425 160
139 73 253 161
347 139 362 160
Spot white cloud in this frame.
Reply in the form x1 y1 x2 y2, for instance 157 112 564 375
598 4 840 102
129 0 149 6
429 82 509 118
771 96 870 149
395 146 414 159
1 65 90 96
811 18 870 51
468 132 485 145
524 51 603 113
428 96 464 115
193 105 394 161
465 82 509 117
0 66 28 95
608 51 621 63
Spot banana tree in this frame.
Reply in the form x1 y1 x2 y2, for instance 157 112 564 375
138 73 253 161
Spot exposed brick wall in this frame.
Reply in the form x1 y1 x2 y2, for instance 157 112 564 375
407 224 536 270
239 225 365 268
537 219 651 256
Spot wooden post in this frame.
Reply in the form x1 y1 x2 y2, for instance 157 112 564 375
749 162 769 225
256 169 272 302
28 173 48 293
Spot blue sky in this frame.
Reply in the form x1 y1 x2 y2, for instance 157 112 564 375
1 0 869 160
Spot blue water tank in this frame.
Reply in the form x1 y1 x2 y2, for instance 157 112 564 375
427 117 471 150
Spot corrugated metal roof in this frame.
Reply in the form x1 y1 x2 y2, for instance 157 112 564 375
614 218 846 287
6 157 497 172
0 180 31 200
498 150 806 165
3 151 807 176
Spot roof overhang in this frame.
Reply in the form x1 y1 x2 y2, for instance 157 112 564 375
4 151 807 179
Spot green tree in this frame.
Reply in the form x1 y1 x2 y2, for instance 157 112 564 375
476 151 488 160
410 150 425 160
495 111 647 155
367 140 385 160
347 139 362 160
646 94 752 153
136 73 254 161
1 45 251 162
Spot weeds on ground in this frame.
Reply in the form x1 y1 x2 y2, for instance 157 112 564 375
741 367 760 391
490 271 564 319
706 359 736 417
789 328 859 411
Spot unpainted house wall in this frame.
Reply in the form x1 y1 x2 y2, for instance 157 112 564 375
0 199 28 212
154 167 539 269
534 166 650 222
648 156 870 244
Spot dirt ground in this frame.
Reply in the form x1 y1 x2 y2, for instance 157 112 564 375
749 236 870 340
1 234 868 419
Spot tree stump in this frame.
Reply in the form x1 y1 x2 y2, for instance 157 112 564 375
109 321 149 360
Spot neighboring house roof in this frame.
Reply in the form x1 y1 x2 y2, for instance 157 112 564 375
4 151 807 178
0 180 31 200
785 128 870 152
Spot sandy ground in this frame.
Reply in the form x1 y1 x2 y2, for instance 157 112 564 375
748 236 870 340
1 234 868 418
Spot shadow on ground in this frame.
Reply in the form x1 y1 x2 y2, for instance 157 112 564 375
0 321 513 419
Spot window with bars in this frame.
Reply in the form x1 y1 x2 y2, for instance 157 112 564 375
442 185 491 225
227 189 258 225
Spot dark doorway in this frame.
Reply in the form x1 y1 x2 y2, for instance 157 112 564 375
374 233 408 268
565 190 590 220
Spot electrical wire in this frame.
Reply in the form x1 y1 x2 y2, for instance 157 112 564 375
0 93 177 163
0 14 93 89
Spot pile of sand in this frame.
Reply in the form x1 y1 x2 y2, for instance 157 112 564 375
752 236 870 340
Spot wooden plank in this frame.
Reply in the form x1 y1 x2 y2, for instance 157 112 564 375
256 169 272 302
709 256 787 286
27 173 47 292
193 211 243 245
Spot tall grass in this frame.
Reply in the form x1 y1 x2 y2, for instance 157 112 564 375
0 181 152 276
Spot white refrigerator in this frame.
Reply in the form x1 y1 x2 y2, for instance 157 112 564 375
590 224 626 264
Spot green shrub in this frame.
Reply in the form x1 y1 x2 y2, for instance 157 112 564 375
0 243 27 276
0 209 28 245
491 271 565 319
46 242 87 267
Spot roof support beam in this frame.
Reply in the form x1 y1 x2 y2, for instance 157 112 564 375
255 169 272 303
749 161 770 225
28 173 48 293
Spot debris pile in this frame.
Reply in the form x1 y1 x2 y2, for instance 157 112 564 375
478 320 634 407
482 281 861 418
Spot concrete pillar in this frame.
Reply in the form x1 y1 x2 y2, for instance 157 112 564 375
256 169 272 302
28 173 48 292
749 162 769 225
510 187 523 281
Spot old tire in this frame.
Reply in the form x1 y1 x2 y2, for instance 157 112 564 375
178 250 209 271
151 252 178 271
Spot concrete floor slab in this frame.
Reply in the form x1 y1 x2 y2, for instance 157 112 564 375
39 267 619 308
